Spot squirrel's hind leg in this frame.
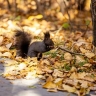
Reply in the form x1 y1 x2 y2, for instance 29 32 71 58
37 53 42 60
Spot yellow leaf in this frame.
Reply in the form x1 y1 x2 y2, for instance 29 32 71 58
28 16 34 20
6 43 12 49
43 81 57 89
80 81 89 88
46 75 53 82
40 59 50 65
28 57 38 66
4 59 18 66
85 52 95 58
0 36 3 45
25 71 37 79
18 63 27 70
0 46 8 52
52 69 63 78
83 63 91 67
64 52 72 61
87 36 93 43
0 52 3 57
70 72 86 79
42 66 53 73
76 55 85 63
80 47 88 54
54 78 63 89
70 72 78 79
28 15 43 20
54 78 63 84
62 84 76 93
35 15 43 19
3 52 12 58
78 72 86 79
70 67 77 72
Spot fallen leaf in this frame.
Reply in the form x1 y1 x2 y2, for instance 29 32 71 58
43 81 57 89
64 52 73 61
62 84 76 93
0 36 3 45
85 52 95 58
6 43 12 49
80 47 88 54
3 52 12 58
52 69 63 78
18 63 27 70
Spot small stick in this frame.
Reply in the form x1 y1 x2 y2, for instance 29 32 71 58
58 47 85 56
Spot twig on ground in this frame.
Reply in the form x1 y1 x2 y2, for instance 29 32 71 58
58 47 85 56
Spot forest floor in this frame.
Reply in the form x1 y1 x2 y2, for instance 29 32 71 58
0 1 96 96
0 64 96 96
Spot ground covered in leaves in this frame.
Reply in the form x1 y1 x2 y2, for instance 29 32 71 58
0 1 96 96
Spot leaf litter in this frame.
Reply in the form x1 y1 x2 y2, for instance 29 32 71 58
0 28 96 96
0 6 96 96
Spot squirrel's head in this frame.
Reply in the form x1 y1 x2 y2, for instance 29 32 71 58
44 32 54 51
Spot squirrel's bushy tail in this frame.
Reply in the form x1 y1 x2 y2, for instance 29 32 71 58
14 30 32 58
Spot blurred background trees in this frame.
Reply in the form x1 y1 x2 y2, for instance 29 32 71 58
0 0 92 32
1 0 91 15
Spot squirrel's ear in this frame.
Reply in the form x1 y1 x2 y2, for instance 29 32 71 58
44 32 50 39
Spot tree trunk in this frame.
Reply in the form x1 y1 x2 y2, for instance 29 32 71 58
6 0 11 9
91 0 96 53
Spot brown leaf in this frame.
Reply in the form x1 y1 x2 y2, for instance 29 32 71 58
0 36 3 45
64 52 73 61
80 47 88 54
3 52 12 58
43 81 57 89
85 52 95 58
62 84 76 93
52 69 63 78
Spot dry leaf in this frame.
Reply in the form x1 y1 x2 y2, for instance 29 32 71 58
83 63 91 67
43 81 57 89
3 52 12 58
0 52 3 57
76 55 85 63
78 72 86 79
18 63 27 70
80 47 88 54
62 84 76 93
70 72 78 79
85 52 95 58
6 43 12 49
64 52 73 61
54 78 63 89
40 59 50 65
0 36 3 45
25 71 37 79
70 67 77 72
46 75 54 82
52 69 63 78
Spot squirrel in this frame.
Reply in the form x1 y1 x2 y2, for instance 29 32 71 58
14 30 54 60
